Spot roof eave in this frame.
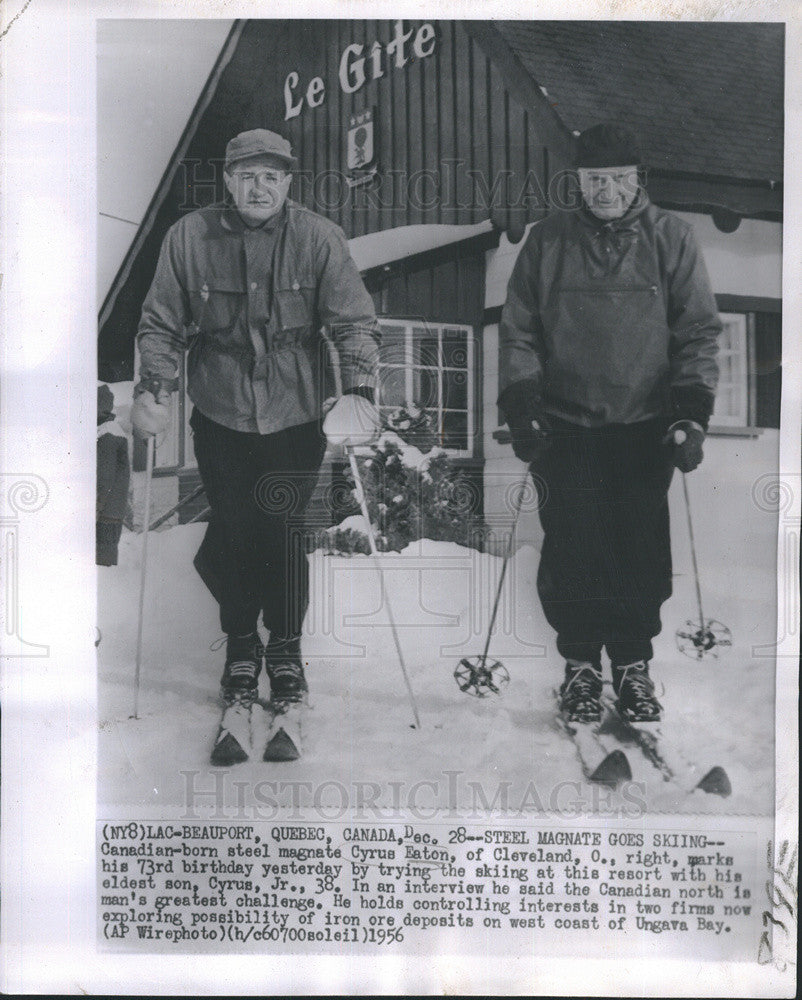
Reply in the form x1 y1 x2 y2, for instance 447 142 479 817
647 170 783 222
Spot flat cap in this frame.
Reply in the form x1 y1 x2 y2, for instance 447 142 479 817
225 129 297 171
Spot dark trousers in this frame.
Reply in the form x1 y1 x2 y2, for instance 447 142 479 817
96 520 123 566
534 416 675 666
190 408 327 642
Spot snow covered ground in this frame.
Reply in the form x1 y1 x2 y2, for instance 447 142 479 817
98 445 778 817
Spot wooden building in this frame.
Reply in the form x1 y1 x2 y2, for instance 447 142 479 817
98 20 784 535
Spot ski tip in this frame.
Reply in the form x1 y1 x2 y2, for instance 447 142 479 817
263 727 301 762
590 749 633 787
210 732 249 766
696 765 732 798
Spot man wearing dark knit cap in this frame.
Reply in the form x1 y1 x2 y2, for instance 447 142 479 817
498 123 720 723
132 128 380 763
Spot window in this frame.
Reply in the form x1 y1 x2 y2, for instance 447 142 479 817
376 319 475 457
710 312 751 429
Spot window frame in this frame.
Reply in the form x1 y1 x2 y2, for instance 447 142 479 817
709 311 753 432
706 294 782 437
375 316 477 459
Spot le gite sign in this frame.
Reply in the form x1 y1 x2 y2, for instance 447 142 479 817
284 20 437 120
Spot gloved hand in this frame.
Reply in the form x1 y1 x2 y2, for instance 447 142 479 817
323 392 381 448
508 414 552 463
131 382 172 439
664 420 705 473
498 378 552 464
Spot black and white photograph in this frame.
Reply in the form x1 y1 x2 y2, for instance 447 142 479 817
96 18 782 811
1 3 799 996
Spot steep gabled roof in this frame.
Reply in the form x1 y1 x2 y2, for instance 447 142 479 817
495 20 784 184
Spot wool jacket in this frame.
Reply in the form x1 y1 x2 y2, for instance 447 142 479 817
498 191 721 429
137 200 380 434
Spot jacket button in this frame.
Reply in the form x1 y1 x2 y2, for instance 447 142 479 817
250 282 258 291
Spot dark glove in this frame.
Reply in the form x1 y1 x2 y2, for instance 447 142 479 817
663 420 705 473
498 378 552 464
508 414 552 463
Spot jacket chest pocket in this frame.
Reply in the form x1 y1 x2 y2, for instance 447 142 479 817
188 281 245 335
270 284 315 349
550 284 668 374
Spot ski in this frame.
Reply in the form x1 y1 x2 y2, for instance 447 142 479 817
599 691 731 797
262 700 305 761
554 691 632 787
210 700 252 766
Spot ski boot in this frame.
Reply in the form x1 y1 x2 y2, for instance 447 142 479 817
613 660 662 722
263 635 307 704
211 632 262 766
263 646 307 762
559 660 603 723
221 632 262 703
265 655 308 704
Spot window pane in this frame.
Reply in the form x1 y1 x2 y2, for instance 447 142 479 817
443 332 470 369
412 367 438 408
716 386 734 413
378 324 408 374
713 313 748 424
414 328 441 368
442 410 469 450
378 366 407 406
720 346 736 377
443 368 468 409
379 324 407 350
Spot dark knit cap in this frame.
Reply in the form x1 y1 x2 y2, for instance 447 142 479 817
576 123 642 168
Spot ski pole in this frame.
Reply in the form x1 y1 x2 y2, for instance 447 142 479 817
148 482 205 531
680 471 706 634
133 435 155 719
186 505 211 525
670 429 732 659
673 429 706 634
454 467 530 696
480 468 530 666
347 446 421 729
321 329 420 725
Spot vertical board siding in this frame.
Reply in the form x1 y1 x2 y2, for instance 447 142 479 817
470 36 491 231
376 252 485 328
451 24 472 225
407 25 424 227
234 17 568 233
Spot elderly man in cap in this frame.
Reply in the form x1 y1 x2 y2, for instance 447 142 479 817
498 123 720 725
132 128 380 763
